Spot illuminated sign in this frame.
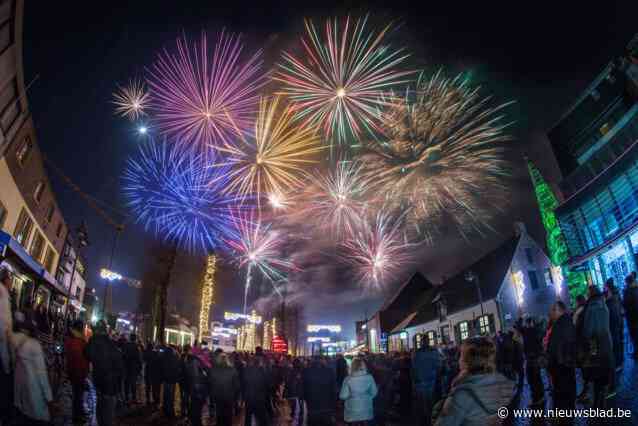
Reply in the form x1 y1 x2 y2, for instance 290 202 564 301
307 337 331 343
224 311 262 324
399 331 408 339
511 271 526 306
100 268 122 281
213 327 238 335
307 324 341 333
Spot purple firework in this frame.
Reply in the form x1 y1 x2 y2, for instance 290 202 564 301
147 31 265 147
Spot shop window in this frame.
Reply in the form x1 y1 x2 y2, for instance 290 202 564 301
528 270 540 290
33 181 45 203
478 315 491 335
426 330 436 347
46 204 54 223
415 333 422 349
14 208 33 246
0 200 6 229
44 246 56 273
16 136 32 167
459 321 469 341
30 231 45 262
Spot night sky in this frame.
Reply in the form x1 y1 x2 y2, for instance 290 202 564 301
21 1 637 337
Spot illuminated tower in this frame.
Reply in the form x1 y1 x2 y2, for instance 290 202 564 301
527 161 587 302
198 254 217 341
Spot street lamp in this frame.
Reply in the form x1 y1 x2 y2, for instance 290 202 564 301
465 269 485 317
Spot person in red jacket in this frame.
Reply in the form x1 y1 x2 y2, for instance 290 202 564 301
65 320 89 423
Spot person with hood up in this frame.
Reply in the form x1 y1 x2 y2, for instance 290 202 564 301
210 352 240 426
64 320 89 423
186 344 212 426
303 356 336 426
12 311 54 425
433 337 515 426
122 333 143 404
546 301 577 419
339 357 378 425
412 339 441 426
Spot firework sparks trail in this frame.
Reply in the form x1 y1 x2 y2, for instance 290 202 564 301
213 96 323 203
293 159 373 239
362 70 513 242
227 211 299 312
113 78 150 121
123 139 242 253
342 209 413 289
147 31 265 147
274 15 413 146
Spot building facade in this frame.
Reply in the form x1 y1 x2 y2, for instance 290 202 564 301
0 0 71 315
550 35 638 291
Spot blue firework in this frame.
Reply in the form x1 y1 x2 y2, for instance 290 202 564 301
123 139 241 252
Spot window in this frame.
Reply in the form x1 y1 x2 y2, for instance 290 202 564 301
45 204 54 223
0 78 21 133
544 269 553 287
14 208 33 246
76 260 85 277
16 136 32 166
55 223 63 238
74 286 81 299
525 248 535 264
459 321 469 341
478 315 491 335
33 181 45 203
43 246 56 273
30 231 45 262
426 330 436 347
528 270 540 290
0 200 6 229
55 269 65 286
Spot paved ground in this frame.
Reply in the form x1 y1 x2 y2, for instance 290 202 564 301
51 357 638 426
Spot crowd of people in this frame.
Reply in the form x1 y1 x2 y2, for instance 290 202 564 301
1 265 638 426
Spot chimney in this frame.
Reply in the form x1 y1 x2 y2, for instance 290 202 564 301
514 222 527 236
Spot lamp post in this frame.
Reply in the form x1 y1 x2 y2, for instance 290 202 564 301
465 270 485 317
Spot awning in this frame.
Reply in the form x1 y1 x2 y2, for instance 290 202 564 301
0 230 66 295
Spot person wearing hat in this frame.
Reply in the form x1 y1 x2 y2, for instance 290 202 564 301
13 311 54 425
65 320 89 423
0 268 15 425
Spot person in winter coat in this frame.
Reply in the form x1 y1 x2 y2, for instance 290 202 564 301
185 346 211 426
142 342 156 406
339 357 378 425
302 357 336 426
412 340 441 426
285 358 304 424
336 354 348 390
65 320 89 423
433 337 515 426
605 280 624 371
623 274 638 360
243 356 272 426
0 268 15 425
13 311 54 425
514 317 544 406
122 333 142 404
210 352 240 426
84 320 123 426
547 301 577 416
160 345 181 418
582 285 615 410
179 344 191 418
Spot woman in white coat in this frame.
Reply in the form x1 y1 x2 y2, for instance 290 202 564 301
339 357 378 425
13 311 53 425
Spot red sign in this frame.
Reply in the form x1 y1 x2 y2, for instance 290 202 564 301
272 335 288 354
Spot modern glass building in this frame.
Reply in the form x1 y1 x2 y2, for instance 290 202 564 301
550 35 638 290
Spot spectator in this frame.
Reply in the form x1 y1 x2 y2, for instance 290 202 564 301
547 301 577 418
336 354 348 390
515 317 544 406
13 311 54 425
84 320 123 426
186 344 211 426
605 280 624 372
210 352 240 426
179 344 191 418
122 333 143 404
412 340 441 426
64 320 89 424
244 356 271 426
0 268 14 425
285 358 305 425
303 356 336 426
339 357 378 425
433 337 515 426
623 274 638 360
142 342 156 406
160 344 181 418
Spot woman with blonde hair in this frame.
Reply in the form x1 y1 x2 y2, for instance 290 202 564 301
434 337 515 426
339 357 378 425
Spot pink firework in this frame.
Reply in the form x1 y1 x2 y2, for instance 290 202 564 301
342 210 413 289
147 31 265 146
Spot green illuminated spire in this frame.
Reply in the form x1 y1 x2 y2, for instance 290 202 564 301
527 161 587 303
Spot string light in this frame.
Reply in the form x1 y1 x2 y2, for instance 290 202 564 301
511 270 525 306
198 254 217 341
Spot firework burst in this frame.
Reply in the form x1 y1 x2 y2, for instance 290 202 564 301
113 78 149 121
341 210 413 289
362 70 513 242
214 96 323 202
295 160 372 239
274 16 412 145
147 31 264 146
123 139 241 252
